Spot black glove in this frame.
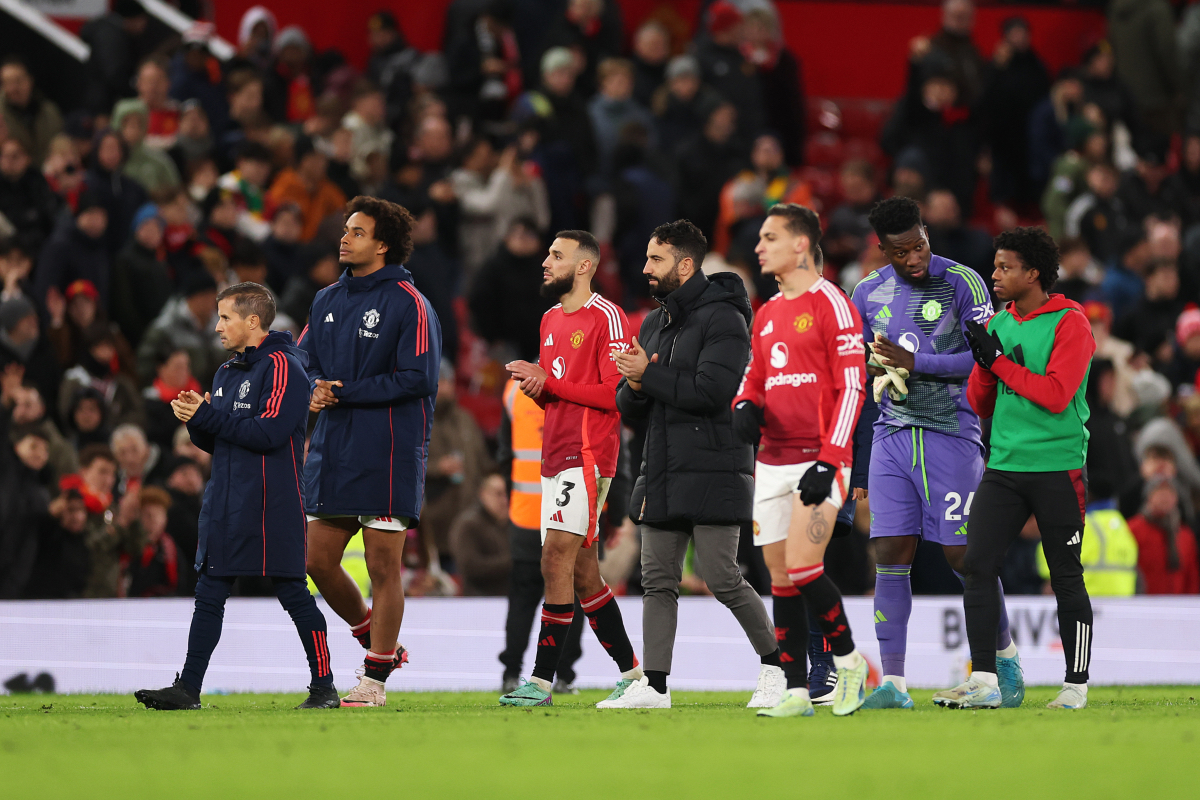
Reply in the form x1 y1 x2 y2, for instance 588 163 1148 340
797 461 837 506
964 319 1004 370
732 400 764 446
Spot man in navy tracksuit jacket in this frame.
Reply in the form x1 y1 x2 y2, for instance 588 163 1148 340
135 283 338 711
301 196 440 707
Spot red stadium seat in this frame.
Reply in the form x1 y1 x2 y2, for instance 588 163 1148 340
839 100 893 140
805 132 844 168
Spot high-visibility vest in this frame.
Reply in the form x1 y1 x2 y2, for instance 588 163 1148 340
505 379 544 530
1036 509 1139 596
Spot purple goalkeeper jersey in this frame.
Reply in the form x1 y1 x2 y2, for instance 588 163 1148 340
850 254 993 445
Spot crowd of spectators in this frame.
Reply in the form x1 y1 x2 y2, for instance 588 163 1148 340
1 0 1198 601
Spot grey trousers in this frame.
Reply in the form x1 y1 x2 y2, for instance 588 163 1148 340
640 523 776 673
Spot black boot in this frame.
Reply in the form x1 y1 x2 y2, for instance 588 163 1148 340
295 684 340 709
135 674 201 710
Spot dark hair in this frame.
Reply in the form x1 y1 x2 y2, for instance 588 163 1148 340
1058 236 1089 256
507 216 540 235
766 203 822 256
993 226 1059 292
230 239 267 269
344 195 415 263
235 140 272 164
868 196 923 240
78 443 116 469
554 229 601 265
1143 443 1176 463
216 281 276 328
650 219 707 268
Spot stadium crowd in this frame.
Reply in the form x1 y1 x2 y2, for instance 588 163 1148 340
1 0 1199 602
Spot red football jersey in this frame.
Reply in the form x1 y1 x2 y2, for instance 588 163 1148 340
734 277 866 467
538 293 630 478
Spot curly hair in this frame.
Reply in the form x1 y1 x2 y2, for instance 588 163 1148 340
651 219 708 267
868 196 923 240
993 226 1059 292
345 195 416 263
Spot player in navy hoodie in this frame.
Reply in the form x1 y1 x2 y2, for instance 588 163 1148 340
135 282 337 711
301 196 441 707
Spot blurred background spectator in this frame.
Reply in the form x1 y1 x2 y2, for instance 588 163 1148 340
0 0 1198 600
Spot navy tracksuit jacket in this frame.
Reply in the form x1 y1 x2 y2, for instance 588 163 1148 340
299 264 440 522
186 331 310 578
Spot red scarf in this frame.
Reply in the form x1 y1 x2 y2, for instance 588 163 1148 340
59 474 112 515
152 375 202 403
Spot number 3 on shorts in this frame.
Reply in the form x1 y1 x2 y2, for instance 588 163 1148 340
556 481 575 507
944 491 975 521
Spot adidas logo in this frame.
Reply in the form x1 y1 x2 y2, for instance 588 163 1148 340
539 636 556 647
875 307 892 321
549 510 564 524
544 334 554 346
1067 530 1082 546
213 387 223 397
324 313 334 322
874 610 887 623
815 464 829 473
760 320 773 337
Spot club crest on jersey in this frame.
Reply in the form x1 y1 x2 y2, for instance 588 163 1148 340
770 341 789 368
794 313 814 333
363 308 380 329
570 330 585 348
238 380 251 399
551 356 566 379
921 299 943 322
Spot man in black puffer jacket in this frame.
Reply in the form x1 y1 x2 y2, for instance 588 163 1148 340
610 219 779 709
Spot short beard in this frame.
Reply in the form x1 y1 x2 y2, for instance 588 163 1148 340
540 274 574 299
650 263 683 299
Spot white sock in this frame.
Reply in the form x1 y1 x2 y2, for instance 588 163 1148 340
1063 682 1087 694
972 671 998 688
786 687 811 701
997 641 1018 659
832 650 863 670
621 666 644 681
529 676 552 692
882 675 907 693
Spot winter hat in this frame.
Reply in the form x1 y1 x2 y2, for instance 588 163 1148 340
111 98 149 132
274 25 311 55
666 54 700 81
1082 300 1112 327
131 203 163 233
0 296 36 332
65 279 99 302
1177 304 1200 346
707 1 743 36
541 47 574 76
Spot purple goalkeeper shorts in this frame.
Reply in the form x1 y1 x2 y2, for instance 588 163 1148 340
867 427 984 546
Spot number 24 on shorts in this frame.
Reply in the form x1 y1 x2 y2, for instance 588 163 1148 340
944 491 974 521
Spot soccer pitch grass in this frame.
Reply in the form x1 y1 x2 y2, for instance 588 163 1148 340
3 687 1197 799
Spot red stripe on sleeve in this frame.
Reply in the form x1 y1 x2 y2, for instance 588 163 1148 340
296 323 309 344
262 352 288 418
398 282 429 356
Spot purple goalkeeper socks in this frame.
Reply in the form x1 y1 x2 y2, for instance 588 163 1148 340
873 565 912 677
954 571 1013 651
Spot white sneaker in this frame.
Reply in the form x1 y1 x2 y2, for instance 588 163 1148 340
746 664 786 708
596 676 671 708
1046 683 1087 709
340 674 386 707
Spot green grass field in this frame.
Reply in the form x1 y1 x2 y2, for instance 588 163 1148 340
3 687 1197 799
